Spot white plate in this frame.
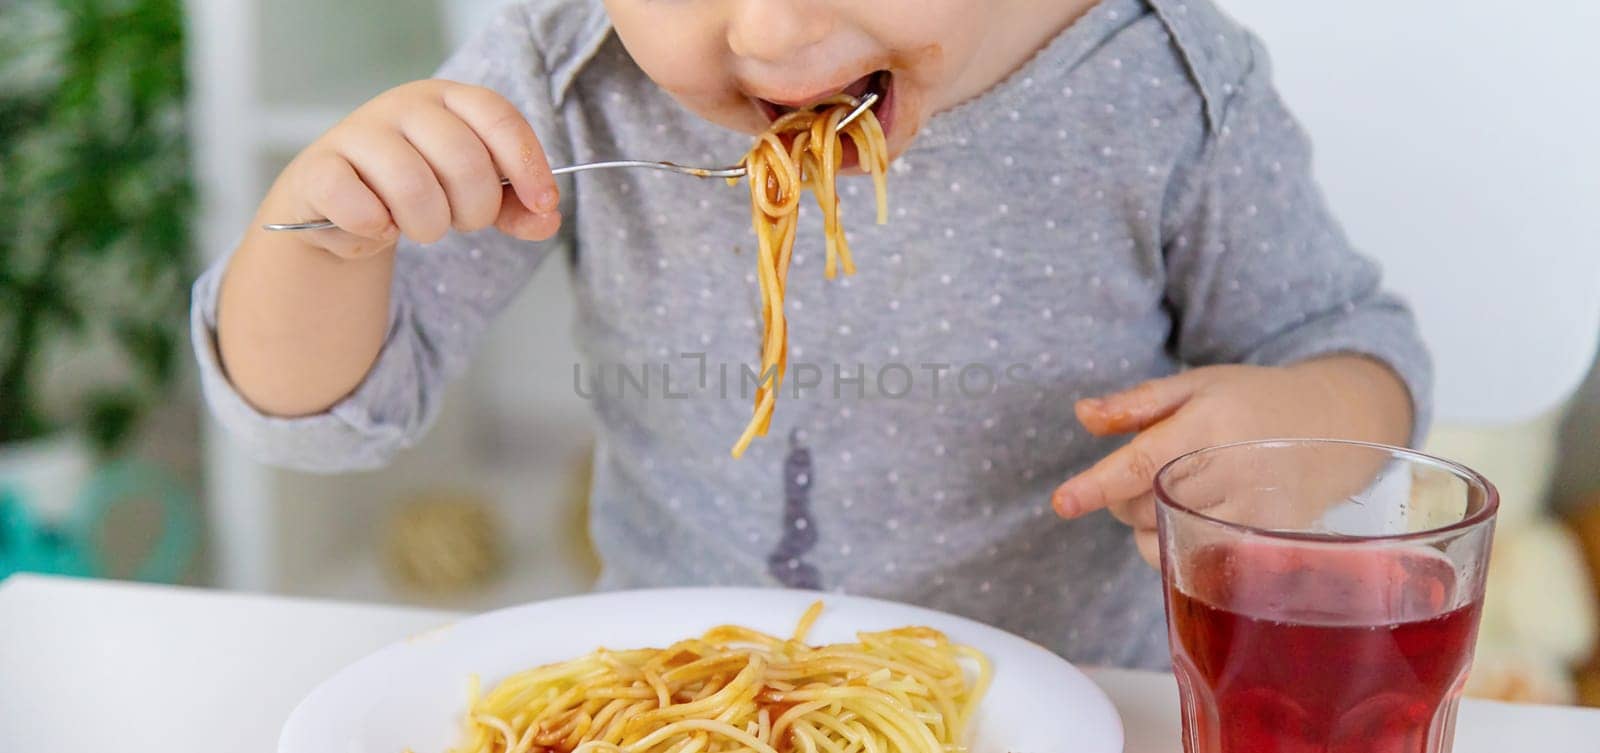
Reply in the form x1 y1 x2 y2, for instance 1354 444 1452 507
280 588 1124 753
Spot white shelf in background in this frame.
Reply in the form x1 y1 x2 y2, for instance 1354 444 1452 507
295 543 592 615
286 459 599 612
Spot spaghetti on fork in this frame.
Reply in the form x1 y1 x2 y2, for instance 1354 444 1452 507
731 95 890 458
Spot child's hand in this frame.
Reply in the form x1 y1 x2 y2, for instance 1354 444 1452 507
262 80 562 259
1050 356 1414 566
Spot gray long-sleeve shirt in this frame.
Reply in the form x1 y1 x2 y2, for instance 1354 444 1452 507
192 0 1432 668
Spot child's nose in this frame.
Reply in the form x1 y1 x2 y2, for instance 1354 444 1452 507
726 0 835 63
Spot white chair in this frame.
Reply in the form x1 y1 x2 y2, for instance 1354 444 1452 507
1221 0 1600 425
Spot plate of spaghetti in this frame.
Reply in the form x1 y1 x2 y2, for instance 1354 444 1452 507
279 589 1123 753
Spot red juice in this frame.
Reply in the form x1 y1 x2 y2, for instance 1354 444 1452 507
1166 542 1482 753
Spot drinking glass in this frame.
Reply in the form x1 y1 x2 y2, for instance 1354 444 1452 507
1155 439 1498 753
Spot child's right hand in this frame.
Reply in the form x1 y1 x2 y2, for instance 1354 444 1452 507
264 79 563 259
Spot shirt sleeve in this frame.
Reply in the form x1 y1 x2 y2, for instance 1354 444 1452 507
190 6 576 472
1161 36 1433 445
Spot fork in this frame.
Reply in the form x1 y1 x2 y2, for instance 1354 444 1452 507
262 93 878 232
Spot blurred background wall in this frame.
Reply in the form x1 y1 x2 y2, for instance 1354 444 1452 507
1 0 1597 704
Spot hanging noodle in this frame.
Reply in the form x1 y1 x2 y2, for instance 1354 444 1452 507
447 602 991 753
730 96 890 458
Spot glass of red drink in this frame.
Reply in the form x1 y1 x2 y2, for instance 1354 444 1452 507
1154 439 1498 753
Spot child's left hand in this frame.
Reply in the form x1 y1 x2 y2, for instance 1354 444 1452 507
1050 355 1414 566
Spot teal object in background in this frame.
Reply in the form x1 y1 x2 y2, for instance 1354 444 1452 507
0 486 90 577
0 461 196 583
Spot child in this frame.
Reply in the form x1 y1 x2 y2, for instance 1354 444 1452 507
193 0 1426 669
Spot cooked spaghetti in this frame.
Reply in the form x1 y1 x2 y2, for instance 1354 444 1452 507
450 602 990 753
731 96 890 458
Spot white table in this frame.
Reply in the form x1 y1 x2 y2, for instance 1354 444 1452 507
2 574 1596 752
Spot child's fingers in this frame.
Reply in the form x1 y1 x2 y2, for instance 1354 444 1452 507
1133 530 1160 569
1053 421 1185 518
1076 372 1198 436
442 85 561 216
1108 492 1157 531
297 151 399 257
494 186 562 241
339 133 453 244
401 107 503 232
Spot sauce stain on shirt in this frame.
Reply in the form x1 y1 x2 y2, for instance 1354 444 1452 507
768 430 821 589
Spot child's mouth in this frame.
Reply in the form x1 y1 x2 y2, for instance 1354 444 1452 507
752 71 895 170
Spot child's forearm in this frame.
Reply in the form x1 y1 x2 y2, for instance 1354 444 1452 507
216 194 396 417
1287 354 1416 446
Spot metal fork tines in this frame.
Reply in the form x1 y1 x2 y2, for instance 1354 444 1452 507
263 93 878 233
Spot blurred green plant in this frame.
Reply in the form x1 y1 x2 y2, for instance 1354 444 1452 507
0 0 193 452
